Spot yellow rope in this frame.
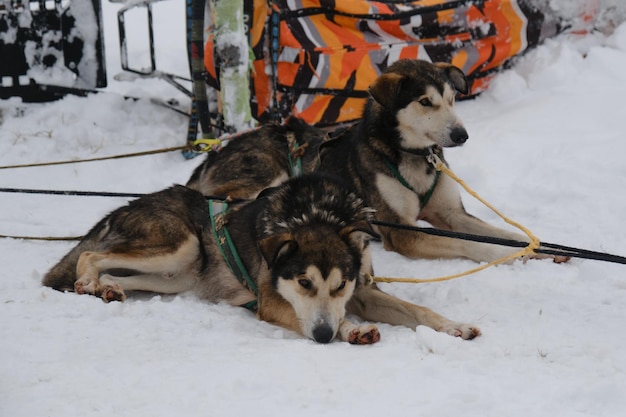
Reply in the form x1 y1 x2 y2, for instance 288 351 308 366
371 153 540 284
0 145 189 170
0 133 241 170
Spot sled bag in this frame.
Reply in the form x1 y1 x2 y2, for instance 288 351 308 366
204 0 582 128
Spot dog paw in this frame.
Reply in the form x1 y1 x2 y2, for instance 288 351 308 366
99 284 126 303
348 324 381 345
441 323 481 340
551 255 570 264
74 280 95 295
525 252 570 264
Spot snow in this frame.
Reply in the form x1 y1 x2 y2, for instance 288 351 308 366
2 2 626 417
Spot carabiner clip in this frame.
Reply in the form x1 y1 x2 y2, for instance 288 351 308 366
192 138 223 153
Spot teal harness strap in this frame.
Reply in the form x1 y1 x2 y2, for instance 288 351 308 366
382 157 441 210
286 132 303 177
288 145 303 176
208 199 258 312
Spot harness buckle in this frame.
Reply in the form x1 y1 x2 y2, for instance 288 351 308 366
192 138 223 153
427 148 443 169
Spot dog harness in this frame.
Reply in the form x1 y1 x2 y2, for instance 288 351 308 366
382 145 442 213
286 131 304 176
208 199 258 312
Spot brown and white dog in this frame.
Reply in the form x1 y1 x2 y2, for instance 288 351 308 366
319 59 567 263
42 174 480 344
186 117 327 199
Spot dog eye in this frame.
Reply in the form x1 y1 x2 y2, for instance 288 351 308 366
298 279 312 290
419 97 432 107
337 280 346 291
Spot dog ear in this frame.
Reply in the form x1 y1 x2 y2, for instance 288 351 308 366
340 221 380 251
368 72 405 109
318 134 344 161
434 62 469 95
258 233 298 269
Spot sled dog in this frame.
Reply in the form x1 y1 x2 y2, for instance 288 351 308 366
319 59 565 263
186 117 327 199
43 175 480 343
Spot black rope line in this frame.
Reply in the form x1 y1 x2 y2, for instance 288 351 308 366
0 188 145 198
0 188 251 203
0 189 248 241
371 220 626 265
0 188 144 240
0 234 83 241
1 187 624 265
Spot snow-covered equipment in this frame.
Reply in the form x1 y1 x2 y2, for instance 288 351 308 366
0 0 615 141
201 0 606 132
0 0 106 101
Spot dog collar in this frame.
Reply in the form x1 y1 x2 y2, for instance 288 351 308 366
399 144 442 157
208 199 259 311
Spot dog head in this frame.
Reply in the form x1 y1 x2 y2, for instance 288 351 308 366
368 60 469 149
258 175 377 343
281 116 329 147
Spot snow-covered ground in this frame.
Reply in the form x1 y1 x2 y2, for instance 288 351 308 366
2 2 626 416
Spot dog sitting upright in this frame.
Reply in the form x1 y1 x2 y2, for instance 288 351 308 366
319 59 566 263
43 174 480 343
186 117 327 199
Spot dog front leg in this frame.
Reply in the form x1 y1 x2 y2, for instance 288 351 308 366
256 283 304 336
426 209 569 263
381 225 506 262
347 284 480 340
75 251 126 302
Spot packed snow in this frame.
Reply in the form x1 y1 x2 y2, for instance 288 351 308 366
1 2 626 416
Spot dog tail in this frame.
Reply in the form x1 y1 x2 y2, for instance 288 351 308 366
42 219 108 292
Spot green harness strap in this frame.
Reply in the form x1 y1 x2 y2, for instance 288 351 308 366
382 157 441 211
286 131 303 177
288 146 303 176
208 199 258 312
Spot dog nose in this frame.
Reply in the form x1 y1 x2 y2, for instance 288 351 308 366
450 127 468 144
312 324 334 344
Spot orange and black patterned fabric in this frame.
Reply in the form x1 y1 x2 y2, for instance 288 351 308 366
204 0 593 128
